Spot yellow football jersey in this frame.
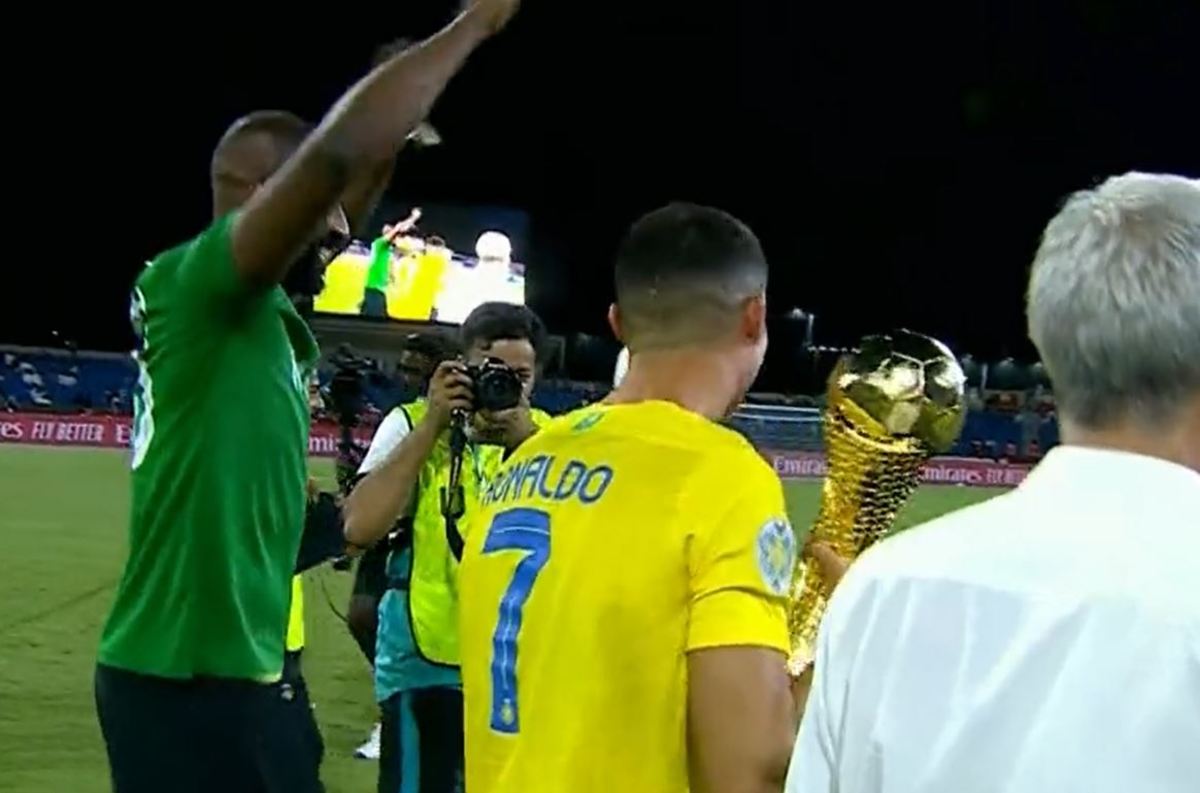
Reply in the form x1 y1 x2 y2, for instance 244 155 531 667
459 400 796 793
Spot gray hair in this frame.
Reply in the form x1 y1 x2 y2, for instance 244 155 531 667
1027 172 1200 428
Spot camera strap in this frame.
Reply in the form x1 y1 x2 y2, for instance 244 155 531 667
441 413 470 561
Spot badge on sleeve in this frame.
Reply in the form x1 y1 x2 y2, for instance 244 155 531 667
757 518 796 596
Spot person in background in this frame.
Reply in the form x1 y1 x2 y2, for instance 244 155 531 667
787 173 1200 793
435 232 523 324
391 234 453 321
360 208 423 318
316 208 424 318
344 303 551 793
347 332 450 761
279 486 325 785
395 334 450 401
93 2 523 791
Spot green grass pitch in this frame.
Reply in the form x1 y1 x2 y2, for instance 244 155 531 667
0 445 998 793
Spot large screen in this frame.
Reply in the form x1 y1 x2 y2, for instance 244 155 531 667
314 202 529 324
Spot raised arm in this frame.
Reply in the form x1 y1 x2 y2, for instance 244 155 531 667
341 159 400 238
231 0 520 288
338 38 440 235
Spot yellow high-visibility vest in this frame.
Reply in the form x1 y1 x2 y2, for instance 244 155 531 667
286 576 305 652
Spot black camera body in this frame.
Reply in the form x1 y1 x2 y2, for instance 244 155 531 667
329 348 372 427
465 358 524 412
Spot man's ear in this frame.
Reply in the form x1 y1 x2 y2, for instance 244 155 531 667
740 294 767 343
608 304 624 342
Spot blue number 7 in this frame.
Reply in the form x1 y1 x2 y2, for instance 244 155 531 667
483 508 552 734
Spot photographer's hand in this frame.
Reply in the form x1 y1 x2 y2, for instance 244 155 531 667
426 360 475 430
476 397 538 452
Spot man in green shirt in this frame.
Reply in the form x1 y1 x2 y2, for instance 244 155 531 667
361 208 422 318
93 2 522 792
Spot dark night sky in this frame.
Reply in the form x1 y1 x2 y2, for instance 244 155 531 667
9 0 1199 373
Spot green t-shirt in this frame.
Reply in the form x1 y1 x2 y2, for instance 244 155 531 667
98 215 319 682
365 236 391 292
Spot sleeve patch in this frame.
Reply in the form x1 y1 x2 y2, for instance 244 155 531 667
757 518 796 596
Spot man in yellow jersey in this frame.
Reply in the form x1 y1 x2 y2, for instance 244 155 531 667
460 203 813 792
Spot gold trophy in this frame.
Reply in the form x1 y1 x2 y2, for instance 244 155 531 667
788 330 966 669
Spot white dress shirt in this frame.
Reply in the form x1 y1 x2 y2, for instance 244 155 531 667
787 446 1200 793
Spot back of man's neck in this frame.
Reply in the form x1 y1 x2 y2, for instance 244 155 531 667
1063 421 1199 474
606 349 737 421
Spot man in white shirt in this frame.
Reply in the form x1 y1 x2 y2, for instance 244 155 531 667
787 172 1200 793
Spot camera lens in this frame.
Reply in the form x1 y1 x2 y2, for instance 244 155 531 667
473 361 522 412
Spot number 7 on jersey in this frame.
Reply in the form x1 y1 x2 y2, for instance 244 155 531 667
483 508 551 734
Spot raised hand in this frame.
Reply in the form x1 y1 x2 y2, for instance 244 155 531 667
467 0 522 36
425 360 475 429
383 208 423 242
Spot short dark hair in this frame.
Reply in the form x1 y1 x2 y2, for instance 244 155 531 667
210 111 312 215
211 110 312 177
615 202 768 349
461 303 548 366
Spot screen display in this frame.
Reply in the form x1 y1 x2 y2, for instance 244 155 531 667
314 203 528 324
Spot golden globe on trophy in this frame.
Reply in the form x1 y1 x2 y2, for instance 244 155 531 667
787 330 967 670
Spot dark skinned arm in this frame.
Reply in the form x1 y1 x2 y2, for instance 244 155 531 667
341 157 400 237
230 0 519 288
339 38 427 236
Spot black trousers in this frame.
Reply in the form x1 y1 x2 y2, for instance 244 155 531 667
95 654 323 793
378 687 464 793
349 542 391 663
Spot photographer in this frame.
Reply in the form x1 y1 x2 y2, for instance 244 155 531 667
346 333 448 761
344 302 551 793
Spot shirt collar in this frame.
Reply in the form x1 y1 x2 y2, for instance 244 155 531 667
1022 444 1200 511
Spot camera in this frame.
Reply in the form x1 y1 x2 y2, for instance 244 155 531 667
329 346 373 427
465 358 523 412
